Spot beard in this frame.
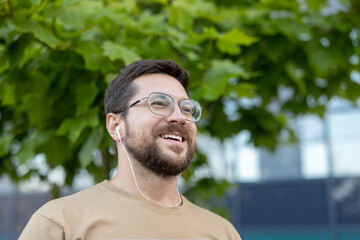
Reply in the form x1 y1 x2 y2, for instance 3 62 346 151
124 120 195 178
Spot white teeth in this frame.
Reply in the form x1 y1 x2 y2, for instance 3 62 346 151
161 134 183 142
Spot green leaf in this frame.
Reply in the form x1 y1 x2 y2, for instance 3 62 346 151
152 0 168 4
43 6 86 27
30 0 41 5
17 0 32 8
137 11 166 35
166 27 189 48
102 41 141 65
75 83 99 117
57 109 100 143
217 28 258 55
272 19 311 38
17 139 35 164
13 19 60 48
56 118 86 143
3 84 16 106
203 59 247 101
39 135 71 166
228 83 257 98
222 28 258 46
77 1 104 15
0 134 13 157
18 72 53 125
103 0 137 16
306 0 326 10
167 5 193 31
86 53 112 72
0 21 16 39
78 127 103 168
285 62 306 95
262 0 299 11
262 37 288 62
187 27 218 45
303 42 345 75
75 42 112 72
17 131 51 164
8 33 33 67
105 72 118 85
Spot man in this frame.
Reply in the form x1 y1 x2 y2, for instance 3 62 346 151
20 59 241 239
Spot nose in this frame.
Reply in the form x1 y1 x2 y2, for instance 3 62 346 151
166 103 186 125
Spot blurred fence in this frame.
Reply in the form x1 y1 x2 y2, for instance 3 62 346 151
229 177 360 240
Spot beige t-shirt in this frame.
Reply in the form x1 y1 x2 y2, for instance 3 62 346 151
19 180 241 240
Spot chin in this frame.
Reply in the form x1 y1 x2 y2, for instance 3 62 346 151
162 152 187 163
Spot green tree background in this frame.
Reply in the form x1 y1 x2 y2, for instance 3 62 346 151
0 0 359 217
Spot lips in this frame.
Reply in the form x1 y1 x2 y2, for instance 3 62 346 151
155 123 190 144
160 134 184 142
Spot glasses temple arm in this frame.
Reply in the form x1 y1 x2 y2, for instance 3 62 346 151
114 100 142 114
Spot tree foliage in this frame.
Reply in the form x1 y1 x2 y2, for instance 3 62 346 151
0 0 359 207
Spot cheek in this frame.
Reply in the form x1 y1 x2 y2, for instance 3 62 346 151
188 124 197 138
128 110 159 127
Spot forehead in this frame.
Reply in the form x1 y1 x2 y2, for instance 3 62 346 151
132 73 188 100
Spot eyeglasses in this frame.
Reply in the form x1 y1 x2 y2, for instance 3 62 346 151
114 92 202 122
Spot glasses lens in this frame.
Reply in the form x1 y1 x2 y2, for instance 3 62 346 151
180 100 202 122
148 93 173 116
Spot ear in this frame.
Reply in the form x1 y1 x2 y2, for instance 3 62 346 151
106 113 125 142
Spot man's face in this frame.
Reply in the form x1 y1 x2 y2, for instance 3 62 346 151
122 74 197 177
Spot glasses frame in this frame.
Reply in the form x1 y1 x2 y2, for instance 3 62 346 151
114 92 202 122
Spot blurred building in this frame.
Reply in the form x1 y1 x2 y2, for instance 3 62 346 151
199 98 360 240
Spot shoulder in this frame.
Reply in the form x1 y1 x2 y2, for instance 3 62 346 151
35 182 106 223
20 183 106 239
184 198 230 224
183 197 241 239
41 183 100 206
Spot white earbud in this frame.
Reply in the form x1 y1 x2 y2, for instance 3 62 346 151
116 126 121 139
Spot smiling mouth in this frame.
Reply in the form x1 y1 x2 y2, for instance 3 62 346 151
160 134 184 142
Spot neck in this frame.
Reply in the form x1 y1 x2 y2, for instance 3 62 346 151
110 149 182 208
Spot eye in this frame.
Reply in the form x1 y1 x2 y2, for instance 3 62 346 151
150 97 171 108
152 100 167 106
182 106 193 114
181 102 194 116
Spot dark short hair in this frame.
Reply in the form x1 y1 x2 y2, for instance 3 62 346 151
104 59 190 116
